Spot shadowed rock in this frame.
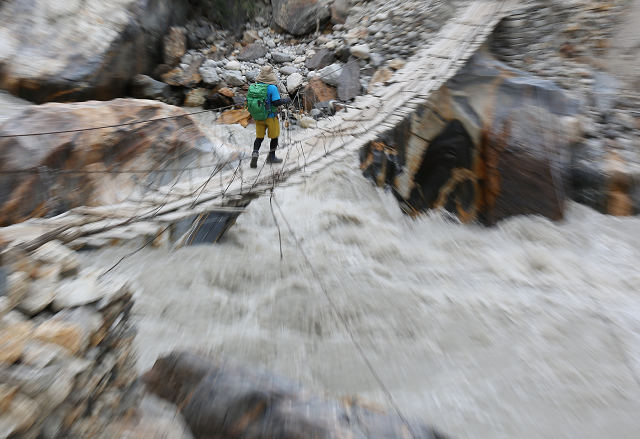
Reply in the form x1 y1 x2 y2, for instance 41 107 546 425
143 351 447 439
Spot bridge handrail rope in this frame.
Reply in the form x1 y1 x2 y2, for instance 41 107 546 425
4 6 513 435
4 0 512 242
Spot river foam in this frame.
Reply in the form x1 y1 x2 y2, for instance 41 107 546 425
83 156 640 438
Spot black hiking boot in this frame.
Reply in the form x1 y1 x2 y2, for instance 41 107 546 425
266 152 283 165
250 151 259 169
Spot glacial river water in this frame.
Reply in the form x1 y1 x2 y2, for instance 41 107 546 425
83 157 640 439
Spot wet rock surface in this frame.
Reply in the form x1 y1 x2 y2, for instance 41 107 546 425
144 351 447 439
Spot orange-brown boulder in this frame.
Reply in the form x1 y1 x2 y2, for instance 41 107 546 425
301 78 337 112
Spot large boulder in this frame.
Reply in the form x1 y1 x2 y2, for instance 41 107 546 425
0 0 189 104
0 99 221 226
130 75 173 102
163 26 188 66
161 52 205 88
144 351 447 439
301 77 337 111
272 0 331 36
305 48 336 71
330 0 351 24
237 43 268 62
361 51 581 225
337 58 361 101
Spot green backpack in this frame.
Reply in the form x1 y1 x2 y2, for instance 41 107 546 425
246 83 270 121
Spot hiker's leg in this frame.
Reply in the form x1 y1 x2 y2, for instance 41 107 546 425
253 137 264 152
255 120 267 146
265 117 282 164
251 121 267 168
250 139 262 168
266 116 281 140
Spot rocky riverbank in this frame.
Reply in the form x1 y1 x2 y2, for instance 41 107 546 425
0 242 140 438
135 0 463 114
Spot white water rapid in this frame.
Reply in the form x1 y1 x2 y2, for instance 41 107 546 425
82 156 640 439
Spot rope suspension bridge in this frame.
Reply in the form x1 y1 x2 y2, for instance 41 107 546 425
0 2 520 436
0 0 515 253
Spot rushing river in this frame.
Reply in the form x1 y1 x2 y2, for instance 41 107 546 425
83 157 640 439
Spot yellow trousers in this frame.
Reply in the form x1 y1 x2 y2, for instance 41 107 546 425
255 116 280 139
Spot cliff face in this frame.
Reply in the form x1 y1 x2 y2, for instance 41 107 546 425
0 0 189 103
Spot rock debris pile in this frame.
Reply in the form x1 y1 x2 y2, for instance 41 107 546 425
135 0 466 121
0 241 140 438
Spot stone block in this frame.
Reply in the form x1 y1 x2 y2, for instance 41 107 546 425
34 321 86 355
0 321 34 365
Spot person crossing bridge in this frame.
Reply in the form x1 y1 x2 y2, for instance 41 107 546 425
246 65 290 169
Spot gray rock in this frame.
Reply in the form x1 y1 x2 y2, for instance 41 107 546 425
271 51 295 63
221 70 245 87
272 0 331 36
161 52 204 88
338 58 361 100
280 66 298 76
31 241 79 275
368 22 383 34
369 52 383 68
199 60 221 85
52 274 105 310
242 29 260 44
306 48 336 70
0 390 40 437
163 26 187 66
19 275 56 316
225 60 242 71
350 44 370 59
144 352 447 439
237 43 268 62
300 116 316 128
131 75 172 100
184 88 208 107
335 45 351 63
0 297 9 317
7 271 28 307
318 63 343 87
21 341 68 369
245 69 261 83
287 73 304 93
330 0 350 24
